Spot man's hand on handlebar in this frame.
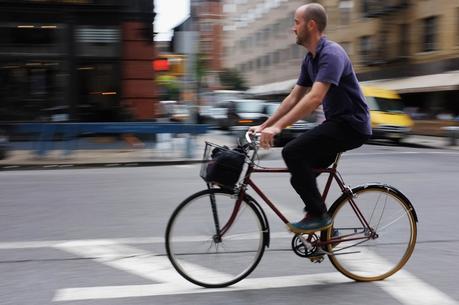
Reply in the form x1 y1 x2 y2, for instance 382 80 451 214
259 126 281 149
247 125 281 149
248 125 264 135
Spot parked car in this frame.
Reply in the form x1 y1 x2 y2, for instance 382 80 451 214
263 102 317 146
159 101 190 122
361 85 414 143
212 99 267 131
0 129 9 160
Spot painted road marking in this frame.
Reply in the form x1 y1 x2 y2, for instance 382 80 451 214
1 238 457 304
338 248 459 305
50 241 459 304
0 233 293 250
52 244 459 304
54 241 231 284
53 273 350 301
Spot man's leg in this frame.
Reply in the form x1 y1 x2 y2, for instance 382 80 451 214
282 123 337 215
282 120 368 233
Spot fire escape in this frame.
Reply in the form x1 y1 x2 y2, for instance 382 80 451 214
362 0 410 66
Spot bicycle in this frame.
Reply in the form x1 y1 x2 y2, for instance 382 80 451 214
165 132 418 288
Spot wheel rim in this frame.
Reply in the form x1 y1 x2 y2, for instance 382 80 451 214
166 191 265 287
327 188 417 281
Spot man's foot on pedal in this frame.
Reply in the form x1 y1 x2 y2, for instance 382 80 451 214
287 213 332 234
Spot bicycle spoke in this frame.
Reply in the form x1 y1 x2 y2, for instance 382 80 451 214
166 190 266 288
327 185 417 281
377 207 413 234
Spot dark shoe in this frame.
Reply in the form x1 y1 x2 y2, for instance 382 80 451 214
330 228 340 249
287 213 333 234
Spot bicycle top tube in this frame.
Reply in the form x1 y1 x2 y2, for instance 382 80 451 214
244 131 343 173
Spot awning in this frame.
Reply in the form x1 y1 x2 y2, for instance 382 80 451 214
247 70 459 96
246 78 297 95
361 70 459 94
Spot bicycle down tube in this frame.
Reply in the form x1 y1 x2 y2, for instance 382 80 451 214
217 158 374 246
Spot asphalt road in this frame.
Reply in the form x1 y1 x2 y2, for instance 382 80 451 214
1 142 459 305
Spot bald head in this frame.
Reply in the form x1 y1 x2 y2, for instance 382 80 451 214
298 3 327 33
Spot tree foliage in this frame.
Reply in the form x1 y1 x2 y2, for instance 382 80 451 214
219 69 248 91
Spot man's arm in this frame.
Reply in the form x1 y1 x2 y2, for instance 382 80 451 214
259 81 330 148
274 81 330 129
250 85 308 133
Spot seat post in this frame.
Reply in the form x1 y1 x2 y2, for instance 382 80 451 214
332 153 342 170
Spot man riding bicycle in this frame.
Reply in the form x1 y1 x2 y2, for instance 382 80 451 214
249 3 372 234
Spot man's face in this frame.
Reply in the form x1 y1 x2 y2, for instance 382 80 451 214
292 10 311 46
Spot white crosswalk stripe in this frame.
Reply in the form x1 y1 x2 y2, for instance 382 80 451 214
0 237 457 304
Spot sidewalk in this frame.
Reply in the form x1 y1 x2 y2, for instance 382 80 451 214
0 133 457 170
0 132 237 169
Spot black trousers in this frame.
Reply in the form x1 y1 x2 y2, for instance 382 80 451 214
281 120 370 215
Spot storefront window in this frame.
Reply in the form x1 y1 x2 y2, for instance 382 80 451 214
76 62 123 121
0 23 64 55
76 26 120 57
0 62 64 121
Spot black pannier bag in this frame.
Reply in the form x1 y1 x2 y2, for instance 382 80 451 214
201 144 246 188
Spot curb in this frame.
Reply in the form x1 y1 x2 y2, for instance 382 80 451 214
0 160 204 171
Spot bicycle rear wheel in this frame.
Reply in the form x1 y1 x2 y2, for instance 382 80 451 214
325 184 417 281
165 189 267 288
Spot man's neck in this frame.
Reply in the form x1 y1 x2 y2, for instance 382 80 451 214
305 34 323 58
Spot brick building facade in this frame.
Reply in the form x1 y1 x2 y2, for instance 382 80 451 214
0 0 158 122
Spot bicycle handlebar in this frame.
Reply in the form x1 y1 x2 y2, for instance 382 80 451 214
245 131 260 144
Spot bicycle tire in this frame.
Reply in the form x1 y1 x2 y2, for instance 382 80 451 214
325 184 417 281
165 189 267 288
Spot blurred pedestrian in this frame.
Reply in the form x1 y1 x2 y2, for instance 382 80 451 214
249 3 372 233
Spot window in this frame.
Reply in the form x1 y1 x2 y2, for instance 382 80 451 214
247 60 253 71
0 23 64 55
256 57 262 69
0 61 64 121
200 22 213 33
339 0 353 25
273 50 280 64
399 24 409 57
263 54 271 67
361 0 383 18
291 44 301 59
272 22 280 36
360 35 372 63
280 47 289 61
201 41 212 53
76 26 120 57
223 3 236 13
341 42 352 56
457 8 459 45
422 16 437 52
263 28 271 41
256 31 263 46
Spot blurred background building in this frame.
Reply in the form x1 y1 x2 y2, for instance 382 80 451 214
168 0 223 95
0 0 458 132
222 0 459 128
0 0 157 122
191 0 223 73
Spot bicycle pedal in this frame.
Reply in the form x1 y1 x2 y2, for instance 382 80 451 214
308 255 325 263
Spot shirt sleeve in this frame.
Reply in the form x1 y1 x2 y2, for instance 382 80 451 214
315 50 345 86
296 59 312 87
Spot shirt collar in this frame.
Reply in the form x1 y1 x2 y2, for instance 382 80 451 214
307 36 327 59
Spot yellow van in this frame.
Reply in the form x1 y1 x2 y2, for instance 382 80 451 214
361 85 414 143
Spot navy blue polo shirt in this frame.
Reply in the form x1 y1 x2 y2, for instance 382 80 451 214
297 36 372 136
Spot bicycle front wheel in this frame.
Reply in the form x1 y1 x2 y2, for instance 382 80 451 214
326 184 417 281
165 189 267 288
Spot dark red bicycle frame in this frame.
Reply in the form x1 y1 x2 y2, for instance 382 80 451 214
219 155 374 247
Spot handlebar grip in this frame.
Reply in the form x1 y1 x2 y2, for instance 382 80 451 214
245 131 260 144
